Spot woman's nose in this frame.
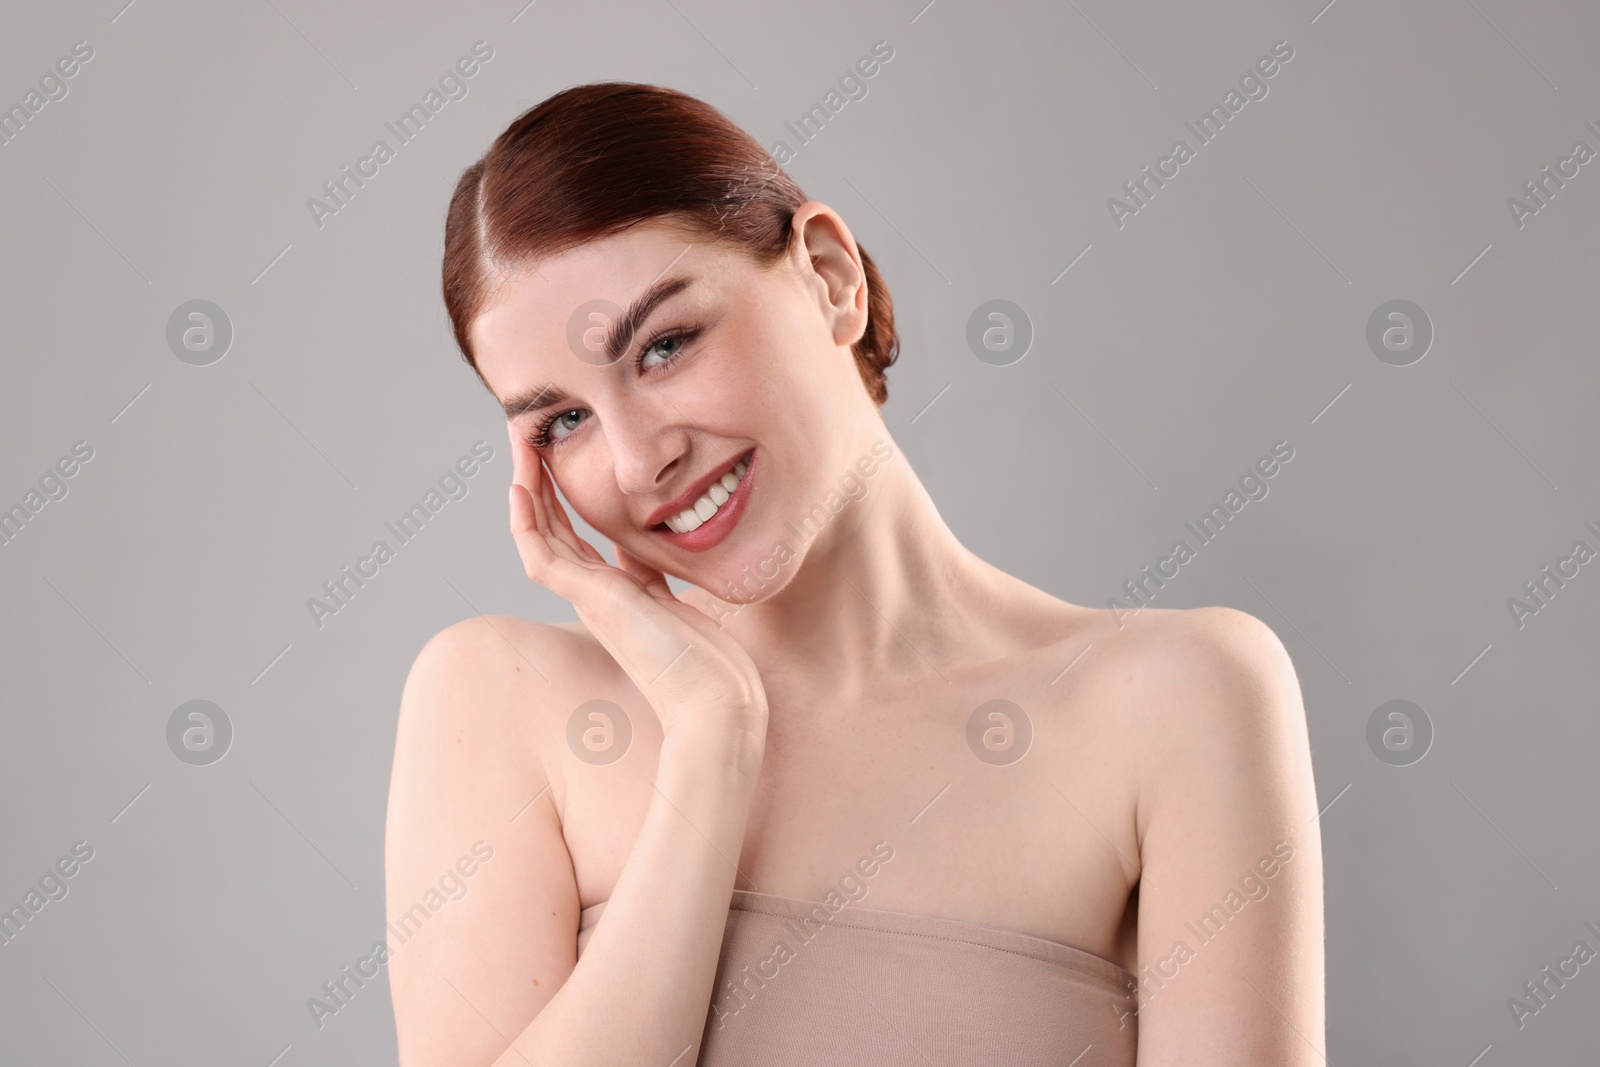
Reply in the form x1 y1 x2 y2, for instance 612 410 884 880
610 424 693 498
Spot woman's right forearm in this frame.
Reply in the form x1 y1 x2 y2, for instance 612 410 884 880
491 714 766 1067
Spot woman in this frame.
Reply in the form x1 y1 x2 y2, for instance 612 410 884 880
385 82 1324 1066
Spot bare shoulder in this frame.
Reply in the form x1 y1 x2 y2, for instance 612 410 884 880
1089 608 1324 1056
1057 604 1311 809
394 614 622 777
1161 604 1302 736
391 614 562 820
1089 606 1315 835
402 613 594 696
385 615 611 1063
402 613 549 699
1074 604 1300 722
399 613 617 716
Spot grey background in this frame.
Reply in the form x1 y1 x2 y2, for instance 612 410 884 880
2 0 1597 1062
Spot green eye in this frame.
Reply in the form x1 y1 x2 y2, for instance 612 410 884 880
635 325 701 371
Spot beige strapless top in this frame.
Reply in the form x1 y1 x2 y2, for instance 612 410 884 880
577 888 1139 1064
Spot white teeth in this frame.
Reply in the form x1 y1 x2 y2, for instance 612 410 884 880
664 453 750 534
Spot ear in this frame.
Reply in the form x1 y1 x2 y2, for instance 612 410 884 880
790 202 869 349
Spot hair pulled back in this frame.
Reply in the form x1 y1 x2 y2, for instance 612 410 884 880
442 82 898 404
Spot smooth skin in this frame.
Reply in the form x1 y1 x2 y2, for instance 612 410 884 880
384 202 1326 1065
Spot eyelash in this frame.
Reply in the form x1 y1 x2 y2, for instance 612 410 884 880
524 324 701 451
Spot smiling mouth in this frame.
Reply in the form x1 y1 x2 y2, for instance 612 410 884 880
651 450 753 533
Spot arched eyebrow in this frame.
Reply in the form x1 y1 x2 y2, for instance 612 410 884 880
500 274 697 420
501 381 570 421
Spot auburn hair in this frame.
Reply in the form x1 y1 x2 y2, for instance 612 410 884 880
441 82 898 405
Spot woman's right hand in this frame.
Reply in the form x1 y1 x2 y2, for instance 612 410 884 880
504 424 769 744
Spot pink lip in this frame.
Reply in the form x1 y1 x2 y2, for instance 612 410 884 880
651 448 755 552
643 447 750 528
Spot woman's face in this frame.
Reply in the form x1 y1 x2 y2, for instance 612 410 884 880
470 205 875 598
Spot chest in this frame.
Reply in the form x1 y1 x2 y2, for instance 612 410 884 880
556 664 1142 969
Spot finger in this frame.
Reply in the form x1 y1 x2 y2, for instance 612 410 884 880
537 456 607 564
534 455 578 545
508 480 553 569
507 422 549 535
506 424 564 581
507 478 604 605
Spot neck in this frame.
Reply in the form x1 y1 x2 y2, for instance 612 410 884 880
687 434 1017 698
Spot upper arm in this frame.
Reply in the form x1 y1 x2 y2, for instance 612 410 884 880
384 616 579 1067
1125 607 1325 1064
